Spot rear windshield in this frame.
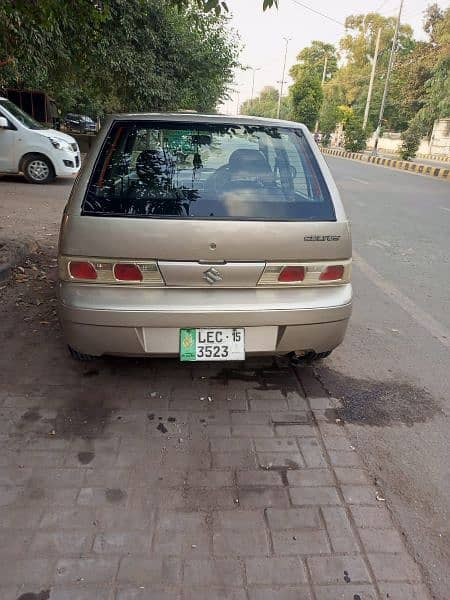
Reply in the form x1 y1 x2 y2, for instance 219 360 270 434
82 121 335 221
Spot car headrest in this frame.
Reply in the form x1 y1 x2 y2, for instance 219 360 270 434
228 149 271 174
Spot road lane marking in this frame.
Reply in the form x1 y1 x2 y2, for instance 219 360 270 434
439 206 450 213
353 250 450 349
350 177 369 185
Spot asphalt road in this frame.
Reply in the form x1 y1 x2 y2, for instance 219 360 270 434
322 156 450 600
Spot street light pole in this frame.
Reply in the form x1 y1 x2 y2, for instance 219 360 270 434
314 55 328 133
372 0 405 155
363 27 382 130
277 37 291 119
236 91 241 116
250 67 261 110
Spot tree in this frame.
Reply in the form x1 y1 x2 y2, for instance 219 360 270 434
289 71 323 130
0 0 240 114
289 41 338 82
240 86 289 119
400 4 450 158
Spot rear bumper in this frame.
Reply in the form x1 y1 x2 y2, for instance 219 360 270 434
59 283 352 356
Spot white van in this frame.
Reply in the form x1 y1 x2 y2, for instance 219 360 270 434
0 97 81 184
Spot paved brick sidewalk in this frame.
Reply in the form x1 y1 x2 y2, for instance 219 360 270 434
0 348 430 599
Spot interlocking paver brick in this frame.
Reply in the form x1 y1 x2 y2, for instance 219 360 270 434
28 468 85 488
213 528 270 556
322 436 354 451
95 506 155 530
248 587 312 600
274 425 315 437
321 506 359 553
0 530 33 555
378 582 431 599
237 470 282 486
212 451 257 469
231 412 270 425
350 506 393 529
54 557 118 584
187 470 233 487
232 425 274 437
118 557 181 585
271 412 310 425
334 467 370 485
117 588 179 600
341 485 379 505
254 437 298 452
78 487 128 506
313 584 377 599
29 531 93 555
183 590 246 600
290 486 341 506
266 507 321 530
238 486 290 509
272 529 330 555
307 555 371 584
183 558 243 586
296 438 327 468
368 553 422 582
257 451 304 469
245 557 307 585
213 509 266 530
40 506 96 529
210 437 253 452
49 588 115 600
287 469 333 487
329 450 362 467
93 531 150 554
359 528 405 553
183 487 238 511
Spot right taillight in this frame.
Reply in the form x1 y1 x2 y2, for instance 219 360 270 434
319 265 344 281
278 266 305 282
69 261 97 280
258 260 351 286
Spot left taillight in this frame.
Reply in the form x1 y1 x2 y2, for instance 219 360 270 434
68 261 97 280
59 256 163 285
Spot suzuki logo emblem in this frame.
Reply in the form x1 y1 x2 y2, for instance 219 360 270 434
203 266 223 285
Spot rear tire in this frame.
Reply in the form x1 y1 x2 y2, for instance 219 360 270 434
68 346 97 361
22 154 55 184
312 350 333 360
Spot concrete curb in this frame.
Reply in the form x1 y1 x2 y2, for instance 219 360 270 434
0 239 39 283
322 147 450 181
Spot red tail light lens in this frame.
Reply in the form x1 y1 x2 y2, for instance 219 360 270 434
320 265 344 281
113 263 143 281
69 261 97 280
278 266 305 282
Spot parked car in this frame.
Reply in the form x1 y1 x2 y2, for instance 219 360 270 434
63 113 97 133
0 97 81 183
58 112 352 361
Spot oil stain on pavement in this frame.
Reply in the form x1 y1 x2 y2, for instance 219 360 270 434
318 367 440 427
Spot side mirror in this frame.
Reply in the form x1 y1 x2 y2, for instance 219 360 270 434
0 116 9 128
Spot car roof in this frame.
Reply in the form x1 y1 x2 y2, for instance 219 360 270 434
108 112 306 130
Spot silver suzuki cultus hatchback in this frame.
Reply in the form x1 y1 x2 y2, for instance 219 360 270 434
58 113 352 361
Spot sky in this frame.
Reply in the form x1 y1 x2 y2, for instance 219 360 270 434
221 0 439 114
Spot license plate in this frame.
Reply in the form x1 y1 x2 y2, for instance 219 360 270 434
180 328 245 361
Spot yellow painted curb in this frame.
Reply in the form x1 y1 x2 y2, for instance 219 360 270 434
321 148 450 181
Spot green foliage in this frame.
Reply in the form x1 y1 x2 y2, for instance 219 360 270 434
289 41 338 82
0 0 240 115
342 112 367 152
289 71 323 130
240 85 290 119
399 122 423 159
